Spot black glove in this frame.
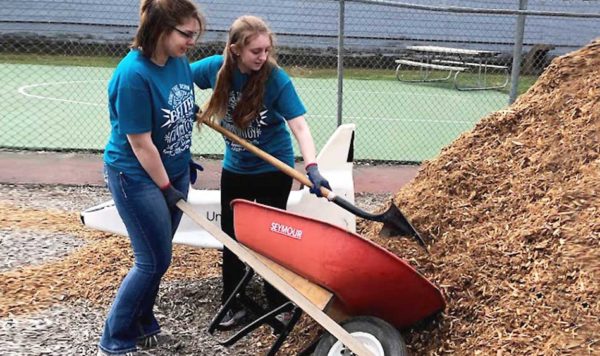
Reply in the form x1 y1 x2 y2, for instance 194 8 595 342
161 183 185 210
306 163 332 198
189 160 204 184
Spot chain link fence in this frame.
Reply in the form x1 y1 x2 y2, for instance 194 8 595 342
1 0 598 162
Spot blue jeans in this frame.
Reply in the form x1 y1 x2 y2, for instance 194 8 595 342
99 164 189 354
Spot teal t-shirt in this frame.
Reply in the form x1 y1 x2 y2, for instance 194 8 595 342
104 49 196 179
191 55 306 174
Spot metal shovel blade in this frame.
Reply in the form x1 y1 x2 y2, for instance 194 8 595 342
331 196 428 251
378 203 428 250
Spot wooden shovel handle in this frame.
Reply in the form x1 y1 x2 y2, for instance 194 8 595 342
200 116 332 198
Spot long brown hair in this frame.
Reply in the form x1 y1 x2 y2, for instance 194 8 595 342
200 15 277 129
131 0 205 59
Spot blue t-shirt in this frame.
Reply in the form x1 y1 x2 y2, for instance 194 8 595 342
191 55 306 174
104 49 196 179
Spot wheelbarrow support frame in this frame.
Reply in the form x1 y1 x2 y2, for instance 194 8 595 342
208 266 303 356
177 200 375 356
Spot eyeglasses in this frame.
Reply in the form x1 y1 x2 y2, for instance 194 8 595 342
172 27 200 41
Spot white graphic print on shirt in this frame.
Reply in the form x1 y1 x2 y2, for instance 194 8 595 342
161 83 195 156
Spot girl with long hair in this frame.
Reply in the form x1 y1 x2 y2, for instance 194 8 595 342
191 15 330 328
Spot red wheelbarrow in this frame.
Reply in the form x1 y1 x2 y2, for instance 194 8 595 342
178 199 445 356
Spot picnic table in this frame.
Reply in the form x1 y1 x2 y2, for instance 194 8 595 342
395 45 509 90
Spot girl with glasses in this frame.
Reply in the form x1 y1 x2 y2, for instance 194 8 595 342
98 0 204 354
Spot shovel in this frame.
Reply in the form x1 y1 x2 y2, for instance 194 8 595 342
198 115 428 250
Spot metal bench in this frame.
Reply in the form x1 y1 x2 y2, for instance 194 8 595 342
430 59 510 90
431 59 508 70
394 59 466 83
397 45 509 91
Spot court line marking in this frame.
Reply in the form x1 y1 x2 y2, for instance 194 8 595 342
16 80 483 125
18 80 107 107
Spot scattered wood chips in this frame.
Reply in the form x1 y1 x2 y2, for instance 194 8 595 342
0 204 221 317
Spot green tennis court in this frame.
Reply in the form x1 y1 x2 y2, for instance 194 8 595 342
0 63 508 161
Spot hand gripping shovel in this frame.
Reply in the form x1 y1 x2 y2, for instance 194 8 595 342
199 115 428 250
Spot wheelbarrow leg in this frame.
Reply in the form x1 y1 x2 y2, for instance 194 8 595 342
208 264 304 353
267 305 303 356
298 334 321 356
208 266 253 334
216 301 299 349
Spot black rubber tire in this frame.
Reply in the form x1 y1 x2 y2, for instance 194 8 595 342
314 316 407 356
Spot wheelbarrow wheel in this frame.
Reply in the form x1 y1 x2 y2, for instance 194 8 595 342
314 316 407 356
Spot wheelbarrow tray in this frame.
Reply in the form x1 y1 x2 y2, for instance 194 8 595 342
232 199 445 329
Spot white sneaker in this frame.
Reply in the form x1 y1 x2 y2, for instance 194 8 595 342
137 334 159 349
218 308 247 328
275 311 293 324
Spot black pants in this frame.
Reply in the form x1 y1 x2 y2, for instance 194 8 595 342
220 168 293 308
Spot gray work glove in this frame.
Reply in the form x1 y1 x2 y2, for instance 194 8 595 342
306 163 332 198
161 183 185 210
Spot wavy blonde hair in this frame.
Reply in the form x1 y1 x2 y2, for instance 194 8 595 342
199 15 277 129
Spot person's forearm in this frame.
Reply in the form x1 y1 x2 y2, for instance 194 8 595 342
127 133 170 188
134 146 170 188
297 134 317 167
288 116 317 167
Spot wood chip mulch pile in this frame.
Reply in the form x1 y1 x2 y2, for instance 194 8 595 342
362 40 599 354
